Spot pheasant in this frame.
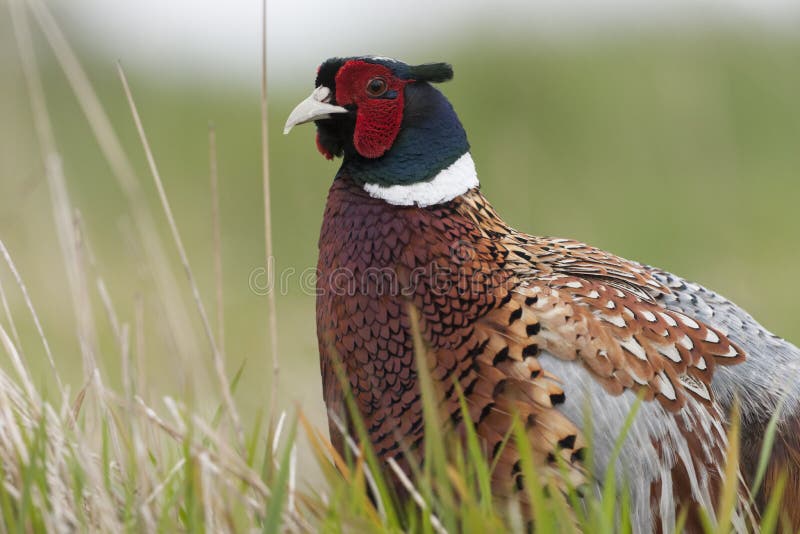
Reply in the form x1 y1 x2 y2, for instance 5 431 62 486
284 56 800 532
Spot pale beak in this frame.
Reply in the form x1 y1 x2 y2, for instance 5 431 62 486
283 86 349 134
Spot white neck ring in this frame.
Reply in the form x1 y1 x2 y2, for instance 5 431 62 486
362 152 479 207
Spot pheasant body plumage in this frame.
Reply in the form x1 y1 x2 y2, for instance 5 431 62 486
285 55 800 532
317 178 751 530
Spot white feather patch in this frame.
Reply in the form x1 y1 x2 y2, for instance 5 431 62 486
362 152 479 207
676 313 700 329
657 344 682 363
658 312 678 327
704 329 720 343
641 310 657 323
620 336 648 361
600 313 626 328
657 371 677 401
679 374 711 401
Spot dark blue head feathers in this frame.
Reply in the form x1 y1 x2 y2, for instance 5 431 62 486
313 56 469 187
316 56 454 89
407 62 454 83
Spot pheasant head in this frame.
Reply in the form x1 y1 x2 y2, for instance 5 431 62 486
284 56 473 202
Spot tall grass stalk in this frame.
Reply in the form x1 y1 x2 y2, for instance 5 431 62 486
116 63 244 452
25 0 204 377
208 123 226 359
260 0 281 425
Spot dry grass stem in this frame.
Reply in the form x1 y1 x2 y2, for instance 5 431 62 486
260 0 280 421
116 63 245 452
11 0 101 384
26 0 204 373
0 239 62 396
387 457 448 534
0 272 23 357
208 124 226 358
327 409 387 521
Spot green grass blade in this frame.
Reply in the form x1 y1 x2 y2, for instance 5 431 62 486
715 402 741 534
512 415 554 533
759 472 787 534
749 394 786 502
262 416 298 534
455 383 493 515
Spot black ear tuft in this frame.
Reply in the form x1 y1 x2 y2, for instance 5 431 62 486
408 62 453 83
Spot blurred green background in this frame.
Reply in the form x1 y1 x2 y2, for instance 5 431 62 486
0 0 799 488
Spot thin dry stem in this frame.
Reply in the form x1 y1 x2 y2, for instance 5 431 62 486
117 63 245 452
11 0 101 390
120 323 132 404
0 322 37 403
388 457 448 534
74 210 122 345
273 410 287 454
261 0 280 422
327 409 387 521
143 458 186 506
0 239 63 396
208 123 225 359
0 273 23 357
289 443 298 514
134 293 146 400
200 452 217 530
26 0 204 375
133 395 270 500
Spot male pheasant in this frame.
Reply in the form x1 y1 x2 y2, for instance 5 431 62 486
284 56 800 532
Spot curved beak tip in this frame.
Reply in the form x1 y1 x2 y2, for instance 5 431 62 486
283 86 348 135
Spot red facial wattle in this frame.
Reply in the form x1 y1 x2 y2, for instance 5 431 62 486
334 60 409 159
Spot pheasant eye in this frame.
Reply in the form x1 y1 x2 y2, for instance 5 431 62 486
366 77 388 97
